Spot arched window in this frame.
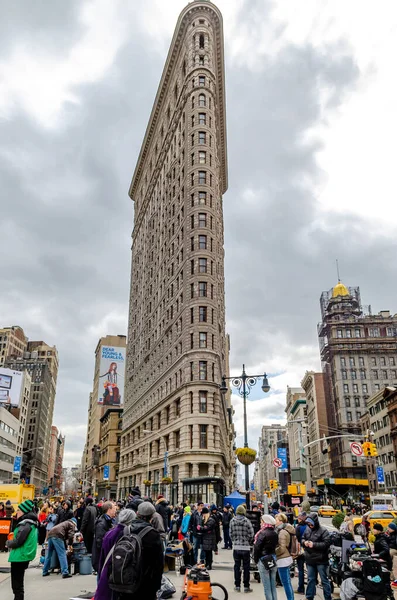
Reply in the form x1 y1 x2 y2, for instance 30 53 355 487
199 34 205 49
199 93 206 107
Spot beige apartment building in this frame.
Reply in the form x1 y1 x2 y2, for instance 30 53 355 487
82 335 126 494
97 408 123 499
0 326 28 366
318 281 397 494
119 1 233 505
301 371 330 483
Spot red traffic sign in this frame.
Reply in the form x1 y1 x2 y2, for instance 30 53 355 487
350 442 363 457
273 458 282 468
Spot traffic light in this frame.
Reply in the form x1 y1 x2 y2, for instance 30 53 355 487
269 480 274 489
362 442 371 457
273 480 278 489
370 443 378 457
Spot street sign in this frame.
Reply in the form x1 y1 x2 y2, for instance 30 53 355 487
376 466 385 486
273 458 282 468
350 442 363 457
103 465 109 481
277 447 288 473
13 456 21 475
250 481 255 491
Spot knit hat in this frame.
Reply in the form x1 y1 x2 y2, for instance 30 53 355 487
261 514 276 525
373 523 384 532
202 507 209 514
305 517 315 527
137 501 155 517
70 517 78 526
85 496 94 505
6 500 11 506
236 505 246 516
210 504 217 512
130 487 141 497
388 523 397 532
18 500 35 514
184 506 191 514
157 494 164 500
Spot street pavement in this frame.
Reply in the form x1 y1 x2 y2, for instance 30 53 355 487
0 517 338 600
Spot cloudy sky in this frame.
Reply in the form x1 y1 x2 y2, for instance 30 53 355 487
2 0 397 466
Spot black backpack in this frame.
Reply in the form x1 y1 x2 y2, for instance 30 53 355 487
361 558 387 600
104 525 152 595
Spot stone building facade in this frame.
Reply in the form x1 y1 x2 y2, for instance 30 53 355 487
97 408 123 499
301 371 330 483
257 424 288 500
119 1 233 504
318 281 397 482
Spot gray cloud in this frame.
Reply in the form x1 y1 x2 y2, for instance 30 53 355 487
0 1 393 465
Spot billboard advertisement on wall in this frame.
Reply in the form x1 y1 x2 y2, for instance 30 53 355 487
97 346 126 406
0 368 23 407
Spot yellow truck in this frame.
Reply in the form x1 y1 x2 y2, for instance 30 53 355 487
0 484 35 510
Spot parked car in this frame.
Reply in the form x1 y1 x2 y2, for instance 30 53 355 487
318 505 338 517
352 510 397 535
310 505 320 513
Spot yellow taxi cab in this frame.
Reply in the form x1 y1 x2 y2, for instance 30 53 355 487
352 510 397 535
318 505 338 517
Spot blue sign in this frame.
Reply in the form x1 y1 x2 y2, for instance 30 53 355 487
376 466 385 486
277 447 288 473
13 456 21 474
250 481 255 491
103 465 109 481
164 451 169 477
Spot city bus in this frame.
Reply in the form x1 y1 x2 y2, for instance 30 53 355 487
370 494 397 510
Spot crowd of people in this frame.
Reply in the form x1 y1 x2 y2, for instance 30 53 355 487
3 491 397 600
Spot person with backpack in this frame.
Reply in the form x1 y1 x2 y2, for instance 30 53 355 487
80 497 98 554
104 501 163 600
230 504 255 593
94 508 136 600
92 501 116 573
253 514 278 600
6 499 38 600
302 513 331 600
274 512 295 600
386 522 397 588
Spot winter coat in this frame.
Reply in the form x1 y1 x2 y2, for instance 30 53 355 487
222 510 233 527
74 505 85 531
230 514 254 551
374 533 392 569
295 522 307 543
276 523 295 559
202 515 217 552
95 524 125 600
6 511 38 563
211 510 222 543
45 513 58 531
47 520 76 545
81 504 97 538
5 503 15 519
189 510 203 536
58 501 74 523
156 498 170 531
151 511 166 541
387 530 397 551
92 514 114 572
302 513 330 565
181 513 191 535
97 519 163 600
253 526 278 563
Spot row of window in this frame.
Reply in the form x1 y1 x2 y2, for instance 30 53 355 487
343 383 368 394
336 327 396 338
341 369 397 380
341 356 396 367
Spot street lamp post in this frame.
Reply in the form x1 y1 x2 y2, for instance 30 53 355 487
220 364 270 509
143 430 151 493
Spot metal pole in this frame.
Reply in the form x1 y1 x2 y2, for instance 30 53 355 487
242 365 250 509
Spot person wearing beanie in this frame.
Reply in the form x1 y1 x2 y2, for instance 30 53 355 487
210 504 222 553
92 501 116 573
95 509 136 600
253 513 278 600
387 523 397 587
222 505 233 549
5 499 15 519
180 506 192 538
42 516 77 578
302 512 331 600
80 497 98 554
230 503 255 592
373 522 392 570
6 499 38 600
111 501 163 600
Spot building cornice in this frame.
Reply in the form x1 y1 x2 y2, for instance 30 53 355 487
129 1 227 202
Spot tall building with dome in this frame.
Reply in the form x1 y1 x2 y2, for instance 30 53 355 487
318 281 397 487
118 1 234 504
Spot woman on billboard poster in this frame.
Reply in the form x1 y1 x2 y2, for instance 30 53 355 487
99 362 123 406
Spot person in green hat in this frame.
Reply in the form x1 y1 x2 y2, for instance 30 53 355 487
6 499 38 600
